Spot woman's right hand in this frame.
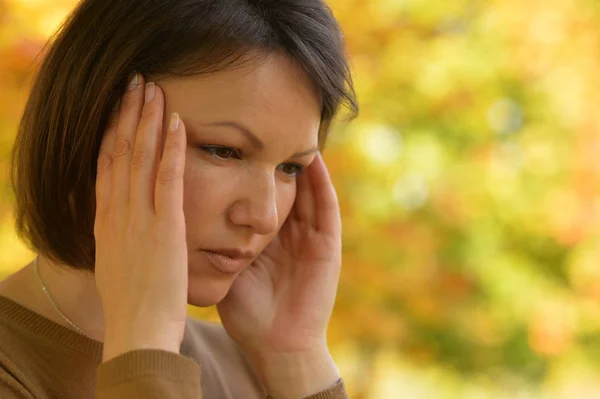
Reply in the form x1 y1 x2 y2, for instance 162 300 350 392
93 73 189 362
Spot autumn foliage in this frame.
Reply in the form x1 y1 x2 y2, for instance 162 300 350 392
3 0 600 396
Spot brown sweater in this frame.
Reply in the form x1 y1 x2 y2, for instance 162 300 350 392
0 296 347 398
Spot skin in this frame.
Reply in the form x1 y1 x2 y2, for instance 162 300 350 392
158 54 322 307
0 52 343 398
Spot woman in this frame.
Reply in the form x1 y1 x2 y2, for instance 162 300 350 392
0 0 358 398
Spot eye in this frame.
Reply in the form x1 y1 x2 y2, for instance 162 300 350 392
200 146 242 160
277 163 305 177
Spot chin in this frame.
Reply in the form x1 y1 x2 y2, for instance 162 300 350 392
186 277 235 307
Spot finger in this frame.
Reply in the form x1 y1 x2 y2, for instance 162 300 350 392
155 113 186 221
308 153 341 235
130 82 164 213
293 162 316 224
95 102 120 221
110 73 145 212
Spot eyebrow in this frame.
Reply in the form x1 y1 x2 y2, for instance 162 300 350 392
201 121 319 158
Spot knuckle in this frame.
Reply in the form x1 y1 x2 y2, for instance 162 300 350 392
113 138 132 157
97 153 113 172
157 166 182 185
141 106 159 120
131 148 150 167
121 88 142 107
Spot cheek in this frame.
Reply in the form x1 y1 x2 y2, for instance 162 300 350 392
182 160 238 226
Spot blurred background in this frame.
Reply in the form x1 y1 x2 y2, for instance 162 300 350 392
2 0 600 397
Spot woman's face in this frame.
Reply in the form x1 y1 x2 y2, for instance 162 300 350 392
158 53 322 306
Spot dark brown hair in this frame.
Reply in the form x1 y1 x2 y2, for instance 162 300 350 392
10 0 358 270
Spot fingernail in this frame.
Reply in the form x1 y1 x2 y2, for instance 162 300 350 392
169 112 180 131
145 82 155 104
128 73 139 90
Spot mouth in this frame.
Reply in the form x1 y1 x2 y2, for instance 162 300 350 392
200 248 255 275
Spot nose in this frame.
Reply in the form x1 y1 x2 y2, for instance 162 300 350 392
227 171 279 236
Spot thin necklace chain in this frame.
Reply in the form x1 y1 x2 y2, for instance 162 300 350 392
34 257 91 339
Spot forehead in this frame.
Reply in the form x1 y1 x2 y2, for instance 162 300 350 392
158 53 322 141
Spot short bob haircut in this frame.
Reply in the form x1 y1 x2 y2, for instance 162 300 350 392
10 0 358 271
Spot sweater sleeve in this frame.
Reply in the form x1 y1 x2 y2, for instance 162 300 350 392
95 350 202 399
0 368 35 399
96 349 350 399
305 379 348 399
283 379 348 399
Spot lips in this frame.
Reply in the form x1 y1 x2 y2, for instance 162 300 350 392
200 249 255 275
208 248 255 260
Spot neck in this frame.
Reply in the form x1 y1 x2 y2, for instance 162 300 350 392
1 256 105 341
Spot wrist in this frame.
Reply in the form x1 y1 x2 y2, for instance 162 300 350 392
252 346 341 399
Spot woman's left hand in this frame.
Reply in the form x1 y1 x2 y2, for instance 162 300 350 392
217 153 342 398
